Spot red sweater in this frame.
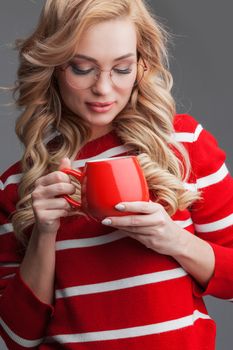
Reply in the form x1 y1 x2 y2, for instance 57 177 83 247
0 114 233 349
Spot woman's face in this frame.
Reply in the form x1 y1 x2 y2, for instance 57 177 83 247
57 19 137 139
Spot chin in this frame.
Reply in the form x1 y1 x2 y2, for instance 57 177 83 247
88 113 116 125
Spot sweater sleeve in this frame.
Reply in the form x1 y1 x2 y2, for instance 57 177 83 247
0 166 54 349
188 125 233 299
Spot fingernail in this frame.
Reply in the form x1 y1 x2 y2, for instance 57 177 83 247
101 218 112 225
115 203 126 211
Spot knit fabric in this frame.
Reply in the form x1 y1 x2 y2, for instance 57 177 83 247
0 114 232 349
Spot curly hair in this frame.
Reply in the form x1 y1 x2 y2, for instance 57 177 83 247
11 0 199 241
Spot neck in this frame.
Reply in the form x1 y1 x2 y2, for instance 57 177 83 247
89 125 114 141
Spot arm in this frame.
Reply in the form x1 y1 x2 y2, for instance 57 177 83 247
19 226 57 305
102 201 215 287
20 157 74 304
171 225 215 288
0 166 51 350
187 126 233 298
0 158 74 349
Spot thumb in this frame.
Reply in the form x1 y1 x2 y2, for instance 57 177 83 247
59 157 72 170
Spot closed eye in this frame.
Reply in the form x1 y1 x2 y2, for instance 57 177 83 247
113 67 133 74
70 64 94 75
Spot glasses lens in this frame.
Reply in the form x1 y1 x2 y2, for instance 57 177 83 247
64 65 96 89
110 63 136 89
111 63 146 89
63 62 146 90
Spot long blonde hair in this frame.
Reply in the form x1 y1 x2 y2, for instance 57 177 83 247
12 0 199 241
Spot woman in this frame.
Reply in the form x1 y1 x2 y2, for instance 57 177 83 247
0 0 232 349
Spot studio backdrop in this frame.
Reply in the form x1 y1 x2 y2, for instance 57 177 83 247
0 1 232 349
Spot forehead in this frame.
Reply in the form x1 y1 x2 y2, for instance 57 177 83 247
75 19 137 61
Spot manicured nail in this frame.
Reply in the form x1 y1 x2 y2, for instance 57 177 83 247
115 204 126 211
101 218 112 225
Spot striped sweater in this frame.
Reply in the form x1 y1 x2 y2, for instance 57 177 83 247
0 114 233 349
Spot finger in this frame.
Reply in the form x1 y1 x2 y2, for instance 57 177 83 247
115 201 161 215
101 213 157 227
36 209 70 222
32 182 75 200
35 171 71 187
59 157 72 171
32 197 71 211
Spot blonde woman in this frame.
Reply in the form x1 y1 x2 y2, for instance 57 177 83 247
0 0 232 349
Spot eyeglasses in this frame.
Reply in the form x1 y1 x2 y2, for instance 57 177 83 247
60 59 147 90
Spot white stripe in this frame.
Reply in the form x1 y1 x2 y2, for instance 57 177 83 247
196 163 228 189
175 218 193 228
184 163 229 191
43 130 61 144
56 268 187 299
0 263 20 267
0 145 133 189
195 213 233 233
2 273 16 280
56 230 126 251
0 317 43 348
56 221 192 251
183 182 198 192
174 124 203 143
0 223 13 236
72 145 133 168
6 143 225 195
0 337 9 350
1 174 22 189
46 310 210 344
0 181 4 190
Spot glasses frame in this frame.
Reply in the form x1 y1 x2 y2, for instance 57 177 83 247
59 57 148 90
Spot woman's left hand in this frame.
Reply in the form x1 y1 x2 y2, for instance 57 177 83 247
101 201 184 257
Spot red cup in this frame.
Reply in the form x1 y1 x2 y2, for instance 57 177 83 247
61 156 149 221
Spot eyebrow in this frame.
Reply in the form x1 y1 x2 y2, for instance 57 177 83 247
73 53 136 63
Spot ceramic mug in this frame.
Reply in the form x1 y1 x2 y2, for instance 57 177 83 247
61 155 149 221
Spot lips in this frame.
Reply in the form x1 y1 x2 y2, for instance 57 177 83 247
86 101 115 113
87 101 115 107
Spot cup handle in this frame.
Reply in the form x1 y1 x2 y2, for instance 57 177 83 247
61 168 83 208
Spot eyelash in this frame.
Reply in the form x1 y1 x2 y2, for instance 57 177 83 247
69 64 133 75
114 68 132 74
70 65 93 75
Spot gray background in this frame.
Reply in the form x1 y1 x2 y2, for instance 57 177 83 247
0 0 232 348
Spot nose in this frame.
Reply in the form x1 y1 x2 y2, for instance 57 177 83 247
91 71 113 95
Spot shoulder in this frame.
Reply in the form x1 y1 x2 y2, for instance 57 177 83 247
173 113 200 133
172 114 206 145
173 114 227 180
172 113 222 148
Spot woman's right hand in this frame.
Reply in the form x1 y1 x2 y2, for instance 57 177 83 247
31 157 75 235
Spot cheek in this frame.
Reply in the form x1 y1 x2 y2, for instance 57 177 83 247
57 74 83 109
118 87 134 105
59 85 84 111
